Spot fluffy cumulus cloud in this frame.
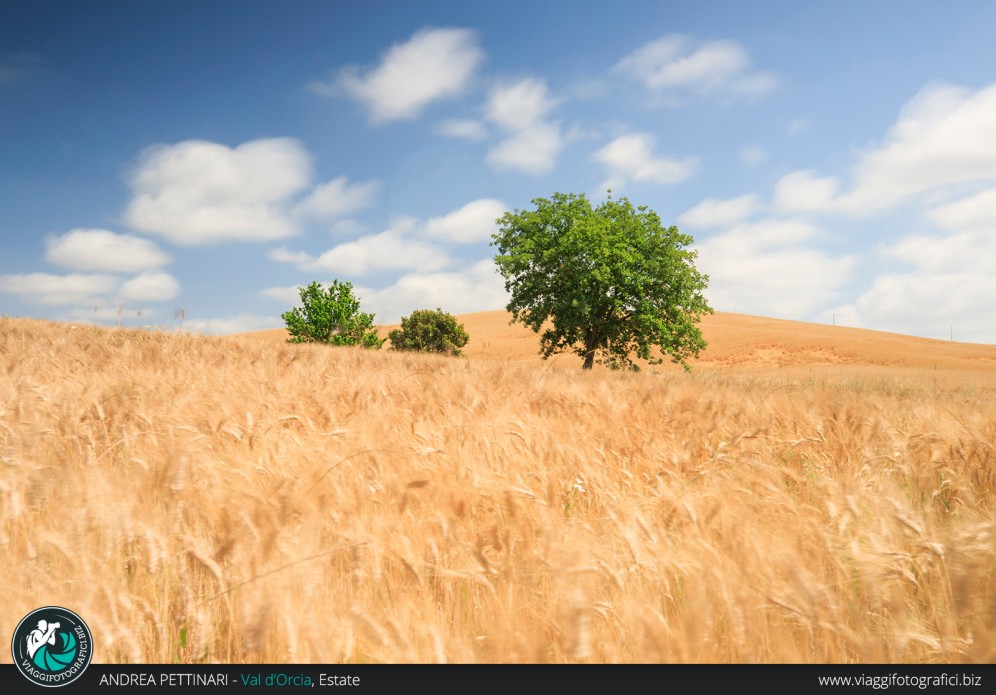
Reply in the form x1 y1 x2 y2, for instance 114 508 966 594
424 198 506 243
353 259 508 324
124 138 311 245
485 78 564 174
313 27 484 124
269 219 450 276
756 82 996 217
834 186 996 342
833 273 996 343
883 188 996 276
772 170 841 213
293 176 380 220
259 284 303 305
261 260 506 325
677 194 761 229
592 133 698 191
436 119 489 141
835 81 996 213
267 247 314 266
926 186 996 234
695 219 856 317
184 313 283 336
119 271 181 302
328 219 371 237
810 82 996 341
45 228 170 273
615 34 778 102
0 272 118 305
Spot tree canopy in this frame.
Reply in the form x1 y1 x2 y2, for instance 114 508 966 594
388 308 470 356
491 192 712 370
281 280 384 348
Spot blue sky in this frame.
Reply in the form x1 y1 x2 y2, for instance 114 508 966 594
2 1 996 342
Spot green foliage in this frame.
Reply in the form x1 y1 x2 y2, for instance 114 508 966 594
388 308 470 356
281 280 385 349
491 192 713 371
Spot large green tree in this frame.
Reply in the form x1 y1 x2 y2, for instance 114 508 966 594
281 280 385 348
491 192 713 370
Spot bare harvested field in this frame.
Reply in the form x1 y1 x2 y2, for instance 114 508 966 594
2 313 994 663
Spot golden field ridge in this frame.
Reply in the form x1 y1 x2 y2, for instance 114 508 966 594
1 314 994 663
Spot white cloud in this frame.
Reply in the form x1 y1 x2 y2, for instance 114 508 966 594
45 228 170 272
425 199 507 243
353 259 508 324
328 219 370 237
754 82 996 218
260 285 304 305
314 27 484 124
0 272 118 305
293 176 380 219
592 133 698 190
312 227 450 275
838 81 996 212
486 78 557 131
184 313 283 336
615 34 778 101
570 78 609 100
267 247 314 265
677 194 761 229
925 186 996 233
269 197 505 280
564 122 601 142
696 219 855 317
437 119 489 141
120 271 181 302
270 220 450 276
833 272 996 343
124 138 311 245
486 122 563 174
833 186 996 342
484 78 564 174
887 231 995 275
739 145 768 166
882 188 996 276
772 170 841 213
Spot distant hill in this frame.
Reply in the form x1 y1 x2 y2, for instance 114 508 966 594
242 309 996 374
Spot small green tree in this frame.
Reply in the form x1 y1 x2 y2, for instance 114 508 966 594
388 308 470 356
491 192 713 371
281 280 385 348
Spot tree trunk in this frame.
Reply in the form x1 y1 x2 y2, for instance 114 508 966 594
582 332 598 369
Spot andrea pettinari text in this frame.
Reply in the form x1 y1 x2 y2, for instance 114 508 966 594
99 673 230 686
96 671 362 687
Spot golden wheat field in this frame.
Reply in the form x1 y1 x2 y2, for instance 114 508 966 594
1 312 994 664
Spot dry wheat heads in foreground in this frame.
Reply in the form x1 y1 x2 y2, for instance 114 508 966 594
0 318 994 663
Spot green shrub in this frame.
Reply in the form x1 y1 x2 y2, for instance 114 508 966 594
281 280 384 348
388 308 469 356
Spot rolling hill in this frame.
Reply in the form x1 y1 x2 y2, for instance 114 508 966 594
245 309 996 382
